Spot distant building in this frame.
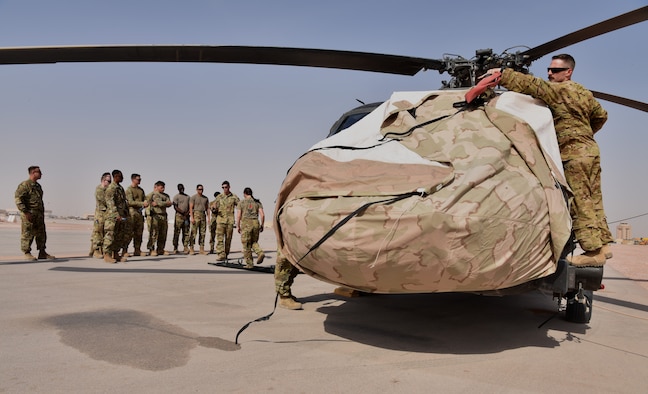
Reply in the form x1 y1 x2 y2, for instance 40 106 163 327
616 223 632 243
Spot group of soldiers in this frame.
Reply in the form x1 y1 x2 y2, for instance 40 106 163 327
91 171 261 265
90 169 301 309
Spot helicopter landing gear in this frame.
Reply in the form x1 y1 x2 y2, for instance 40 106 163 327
564 284 593 324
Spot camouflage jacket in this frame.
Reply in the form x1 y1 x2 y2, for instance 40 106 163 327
214 193 240 224
15 179 44 214
95 184 108 214
126 185 147 215
151 191 171 216
500 68 608 160
105 182 129 218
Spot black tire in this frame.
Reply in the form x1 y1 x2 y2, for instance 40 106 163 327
565 290 593 323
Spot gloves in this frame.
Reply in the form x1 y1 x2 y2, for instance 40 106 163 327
465 70 502 104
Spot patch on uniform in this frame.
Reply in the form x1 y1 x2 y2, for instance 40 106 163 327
208 259 276 274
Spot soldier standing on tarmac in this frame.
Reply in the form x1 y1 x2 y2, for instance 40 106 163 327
188 184 210 255
208 192 221 254
149 181 172 256
125 173 149 256
15 166 55 261
214 180 240 261
236 187 265 269
103 169 129 263
172 184 190 254
274 248 302 310
90 172 111 259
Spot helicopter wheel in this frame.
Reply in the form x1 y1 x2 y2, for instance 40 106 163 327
565 287 593 324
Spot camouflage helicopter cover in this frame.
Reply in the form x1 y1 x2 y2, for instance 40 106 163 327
275 90 572 293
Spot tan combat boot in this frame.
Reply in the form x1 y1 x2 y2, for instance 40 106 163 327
158 249 169 256
256 252 265 265
199 246 208 255
601 244 613 259
104 253 117 264
279 295 303 310
121 251 130 258
119 252 128 262
93 250 103 259
567 248 606 267
24 252 37 261
183 246 190 254
189 247 196 255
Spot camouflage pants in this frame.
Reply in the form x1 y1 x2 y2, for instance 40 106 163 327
240 220 263 264
189 211 207 247
20 212 46 254
215 220 235 258
150 214 169 252
173 213 190 249
209 218 217 249
91 211 106 252
275 249 299 297
564 156 613 251
104 215 128 254
126 211 144 251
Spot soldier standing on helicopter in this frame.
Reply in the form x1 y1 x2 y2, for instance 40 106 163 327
486 53 612 267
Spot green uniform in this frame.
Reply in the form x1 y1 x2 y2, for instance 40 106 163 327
104 182 129 254
15 179 47 254
275 249 299 297
500 68 612 251
172 192 190 250
209 200 218 251
150 191 171 253
91 184 108 253
214 192 240 259
125 185 147 252
189 194 209 249
238 196 264 265
145 191 154 252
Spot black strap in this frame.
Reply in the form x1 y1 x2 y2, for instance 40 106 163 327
235 292 279 345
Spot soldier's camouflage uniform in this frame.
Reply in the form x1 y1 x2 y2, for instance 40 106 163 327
238 197 264 265
91 184 108 254
144 191 154 253
150 190 171 253
500 69 612 251
103 181 129 255
189 194 209 251
172 192 190 251
208 200 218 252
125 185 147 254
15 179 47 254
214 192 240 259
275 248 299 297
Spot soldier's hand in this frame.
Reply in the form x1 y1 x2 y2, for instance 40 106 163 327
260 227 264 233
143 201 149 207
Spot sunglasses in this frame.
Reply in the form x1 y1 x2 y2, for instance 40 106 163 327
547 67 569 73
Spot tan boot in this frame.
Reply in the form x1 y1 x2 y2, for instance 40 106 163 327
601 245 613 259
279 295 303 310
567 248 606 267
158 249 169 256
122 251 130 258
93 250 103 259
150 250 158 257
189 247 195 255
256 252 265 265
199 246 208 255
104 253 117 264
24 252 37 261
183 246 190 254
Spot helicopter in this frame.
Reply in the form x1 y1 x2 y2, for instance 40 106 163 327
0 6 646 324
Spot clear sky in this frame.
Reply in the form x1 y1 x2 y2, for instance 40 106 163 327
1 1 647 236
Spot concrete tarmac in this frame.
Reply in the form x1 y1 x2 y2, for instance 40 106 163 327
1 220 647 393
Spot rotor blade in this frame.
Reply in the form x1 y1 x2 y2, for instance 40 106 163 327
0 45 445 76
592 90 648 113
522 6 648 62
